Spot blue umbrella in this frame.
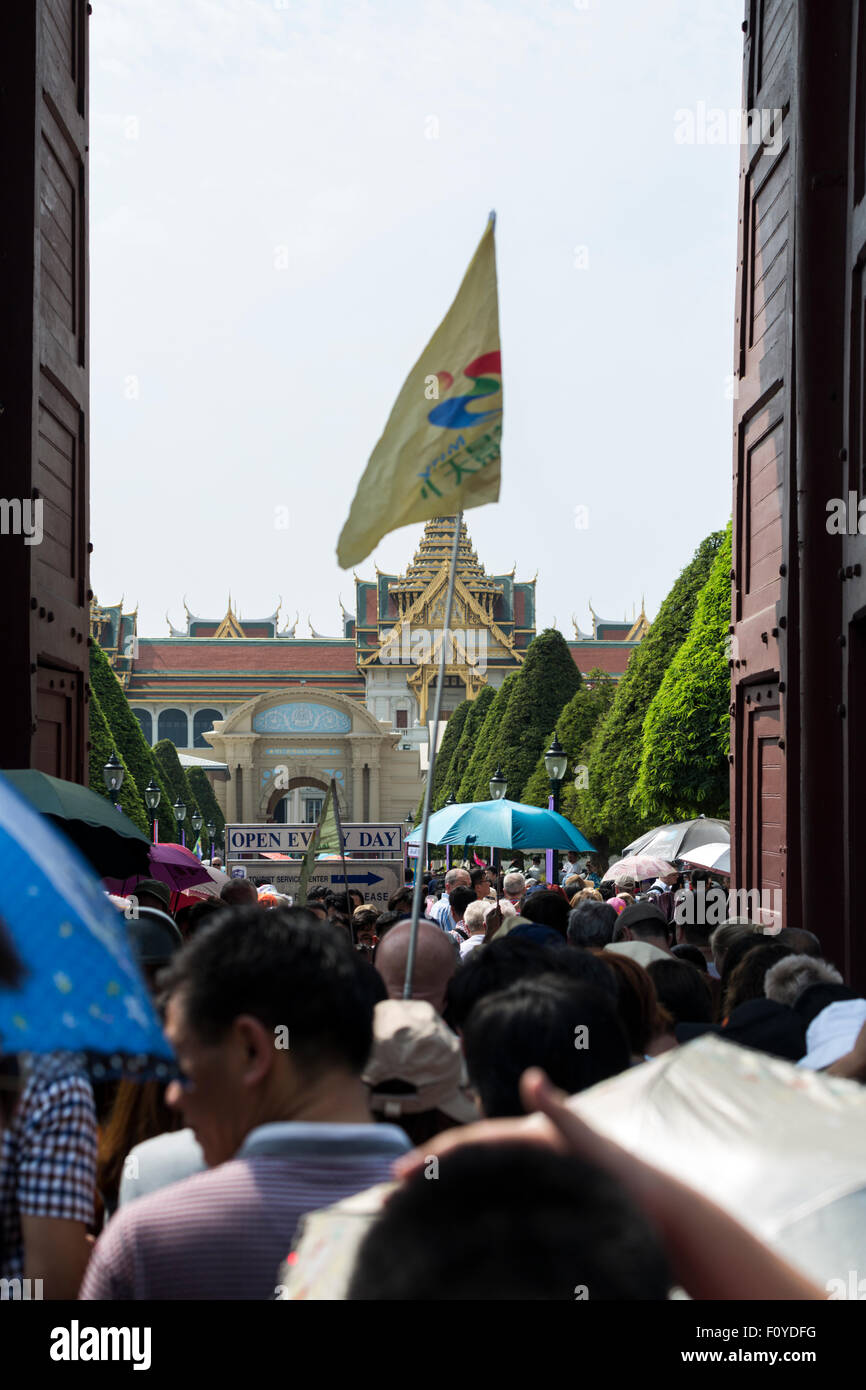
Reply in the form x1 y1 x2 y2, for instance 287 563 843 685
406 799 596 853
0 773 175 1078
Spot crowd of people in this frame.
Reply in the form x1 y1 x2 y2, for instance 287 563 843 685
2 846 865 1301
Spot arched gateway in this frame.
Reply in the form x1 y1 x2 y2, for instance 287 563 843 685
203 690 421 825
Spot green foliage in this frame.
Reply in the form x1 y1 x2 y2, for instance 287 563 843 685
456 672 519 802
574 530 726 853
437 684 495 807
486 629 582 803
521 669 616 826
87 692 150 835
187 764 226 853
634 524 732 820
426 699 472 817
89 643 177 842
152 739 206 847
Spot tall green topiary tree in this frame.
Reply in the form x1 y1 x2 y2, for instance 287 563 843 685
479 629 582 804
438 683 495 807
88 692 150 835
457 671 519 802
634 524 732 820
521 669 616 822
424 698 472 818
89 643 177 842
573 529 725 853
152 739 206 846
187 764 226 853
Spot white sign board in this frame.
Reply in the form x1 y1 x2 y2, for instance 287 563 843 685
227 859 403 908
225 823 403 856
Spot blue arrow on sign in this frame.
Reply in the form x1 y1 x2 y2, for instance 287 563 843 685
332 872 384 887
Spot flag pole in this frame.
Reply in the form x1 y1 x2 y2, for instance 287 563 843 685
332 779 354 944
403 511 464 998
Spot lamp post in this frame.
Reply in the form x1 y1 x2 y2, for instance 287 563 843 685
103 752 124 810
191 809 203 859
206 819 216 863
404 810 414 882
488 765 506 873
443 791 456 871
144 778 161 843
173 798 187 848
544 732 568 885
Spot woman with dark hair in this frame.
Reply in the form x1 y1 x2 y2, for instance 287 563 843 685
591 950 672 1062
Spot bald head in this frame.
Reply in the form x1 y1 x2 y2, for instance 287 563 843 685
374 919 458 1014
445 868 471 892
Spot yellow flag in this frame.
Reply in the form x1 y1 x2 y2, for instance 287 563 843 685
297 780 344 905
337 216 502 569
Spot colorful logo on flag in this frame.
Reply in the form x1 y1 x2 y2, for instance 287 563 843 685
427 352 502 431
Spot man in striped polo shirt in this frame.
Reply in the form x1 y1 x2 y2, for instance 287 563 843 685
80 909 410 1300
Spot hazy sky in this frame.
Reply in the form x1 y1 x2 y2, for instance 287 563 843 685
89 0 742 641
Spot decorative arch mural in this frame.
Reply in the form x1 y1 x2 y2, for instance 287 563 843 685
252 702 352 734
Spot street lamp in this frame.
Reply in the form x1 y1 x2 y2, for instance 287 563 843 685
103 752 124 809
544 732 568 885
144 778 161 843
173 798 187 848
206 818 216 862
191 808 203 858
444 792 456 806
488 766 507 801
544 734 568 812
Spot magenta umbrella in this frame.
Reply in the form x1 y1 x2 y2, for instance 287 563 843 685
103 842 211 898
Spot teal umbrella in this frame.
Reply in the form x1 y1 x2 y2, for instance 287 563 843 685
2 769 150 879
406 799 596 853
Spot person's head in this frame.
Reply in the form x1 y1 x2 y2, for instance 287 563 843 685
645 958 713 1026
519 889 569 940
614 876 636 896
445 936 616 1030
347 890 365 912
502 871 526 904
126 907 184 991
448 886 476 926
387 888 413 916
372 910 400 944
723 942 794 1015
716 928 773 1001
709 922 761 977
617 902 670 950
470 866 494 898
776 928 822 959
159 908 373 1166
599 880 617 901
463 977 631 1117
219 878 259 908
177 896 224 940
132 879 173 914
444 868 471 895
563 874 585 895
374 919 458 1015
591 949 665 1058
353 905 380 932
362 999 477 1143
567 900 617 950
670 943 708 973
463 900 489 935
764 954 843 1008
348 1142 671 1300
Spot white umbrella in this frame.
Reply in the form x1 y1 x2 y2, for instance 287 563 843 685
679 841 731 874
